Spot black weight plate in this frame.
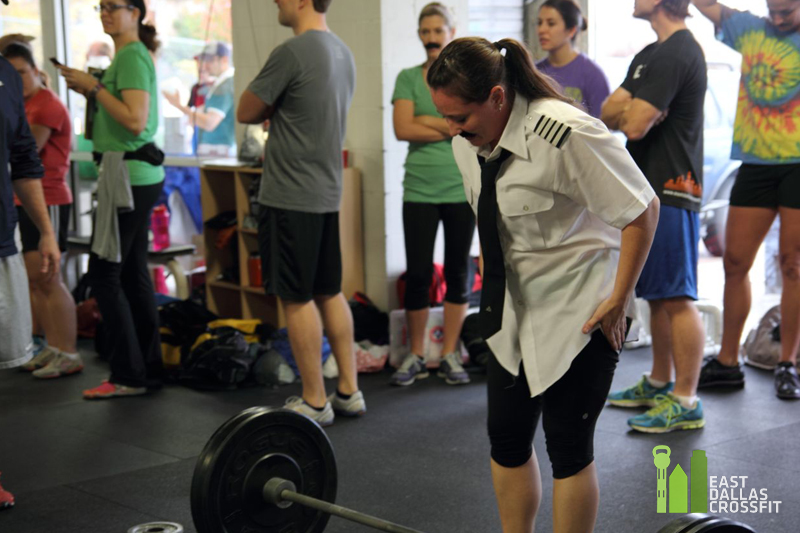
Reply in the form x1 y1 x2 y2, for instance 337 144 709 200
657 514 757 533
192 407 337 533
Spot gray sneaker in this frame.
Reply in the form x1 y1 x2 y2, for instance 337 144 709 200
284 396 335 427
328 390 367 417
20 347 57 372
33 353 84 379
390 353 429 386
438 351 470 385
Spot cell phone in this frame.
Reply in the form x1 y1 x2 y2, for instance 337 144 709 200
49 57 64 68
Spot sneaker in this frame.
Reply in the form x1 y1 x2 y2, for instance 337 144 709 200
19 346 57 372
774 362 800 400
390 353 429 386
32 353 84 379
83 380 147 400
608 375 674 408
328 390 367 417
627 394 705 434
698 355 745 388
0 472 14 511
437 351 470 385
284 396 334 427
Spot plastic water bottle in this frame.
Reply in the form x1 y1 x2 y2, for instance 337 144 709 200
151 205 170 251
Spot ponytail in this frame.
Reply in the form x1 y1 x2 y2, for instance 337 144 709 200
138 22 160 53
126 0 160 52
428 37 572 106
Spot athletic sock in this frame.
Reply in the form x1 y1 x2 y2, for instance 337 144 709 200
672 393 697 410
646 374 669 389
59 351 79 361
336 390 352 400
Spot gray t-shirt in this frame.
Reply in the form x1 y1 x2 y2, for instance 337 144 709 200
248 30 355 213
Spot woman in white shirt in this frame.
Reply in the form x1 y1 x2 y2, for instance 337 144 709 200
428 37 660 533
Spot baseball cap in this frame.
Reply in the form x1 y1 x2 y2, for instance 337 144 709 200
194 41 231 61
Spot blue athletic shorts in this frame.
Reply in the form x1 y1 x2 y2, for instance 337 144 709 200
636 205 699 301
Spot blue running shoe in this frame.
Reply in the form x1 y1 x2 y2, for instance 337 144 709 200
608 375 674 408
627 394 705 434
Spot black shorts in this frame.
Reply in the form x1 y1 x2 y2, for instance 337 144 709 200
487 328 621 479
729 163 800 209
17 204 71 253
257 206 342 303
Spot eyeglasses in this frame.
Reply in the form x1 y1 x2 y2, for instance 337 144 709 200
94 3 134 14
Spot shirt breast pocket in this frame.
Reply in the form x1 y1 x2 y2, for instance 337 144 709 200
497 188 555 251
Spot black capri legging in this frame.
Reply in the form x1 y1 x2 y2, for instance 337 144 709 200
487 329 620 479
403 201 475 310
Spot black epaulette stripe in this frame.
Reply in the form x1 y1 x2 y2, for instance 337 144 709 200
555 127 572 149
549 123 564 144
532 114 571 149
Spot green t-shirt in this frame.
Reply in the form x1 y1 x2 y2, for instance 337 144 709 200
93 41 164 186
391 66 466 204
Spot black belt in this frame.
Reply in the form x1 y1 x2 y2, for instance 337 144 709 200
93 142 165 166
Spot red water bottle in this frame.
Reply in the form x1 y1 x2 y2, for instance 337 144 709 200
151 205 170 251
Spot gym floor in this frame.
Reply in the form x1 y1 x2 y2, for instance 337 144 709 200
0 341 798 533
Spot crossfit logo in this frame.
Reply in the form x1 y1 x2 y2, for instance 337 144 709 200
652 445 782 514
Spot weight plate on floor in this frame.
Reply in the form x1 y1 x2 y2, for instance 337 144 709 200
192 407 337 533
127 522 184 533
657 514 757 533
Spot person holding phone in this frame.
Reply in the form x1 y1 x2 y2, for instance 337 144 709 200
55 0 165 400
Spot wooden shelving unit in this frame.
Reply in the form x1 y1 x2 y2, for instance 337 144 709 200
200 163 364 327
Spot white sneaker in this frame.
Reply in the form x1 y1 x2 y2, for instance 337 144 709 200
20 347 57 372
328 390 366 417
284 396 335 427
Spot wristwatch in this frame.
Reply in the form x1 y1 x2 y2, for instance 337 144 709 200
89 82 105 98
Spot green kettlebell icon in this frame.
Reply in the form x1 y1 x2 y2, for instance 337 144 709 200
653 445 671 513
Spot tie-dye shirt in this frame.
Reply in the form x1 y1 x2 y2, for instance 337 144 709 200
719 11 800 164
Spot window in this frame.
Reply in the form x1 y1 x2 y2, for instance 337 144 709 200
0 0 43 65
65 0 234 158
469 0 525 43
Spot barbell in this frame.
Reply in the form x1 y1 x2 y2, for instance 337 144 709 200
190 407 757 533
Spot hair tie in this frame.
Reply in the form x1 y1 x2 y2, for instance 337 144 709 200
493 41 507 57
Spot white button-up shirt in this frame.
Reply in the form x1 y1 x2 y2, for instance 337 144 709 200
452 94 656 397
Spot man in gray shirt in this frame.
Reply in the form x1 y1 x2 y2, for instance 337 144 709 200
237 0 363 426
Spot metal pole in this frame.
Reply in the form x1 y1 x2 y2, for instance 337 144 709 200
279 489 427 533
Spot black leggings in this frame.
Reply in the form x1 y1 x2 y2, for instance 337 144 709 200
88 182 163 388
487 330 619 479
402 201 475 310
